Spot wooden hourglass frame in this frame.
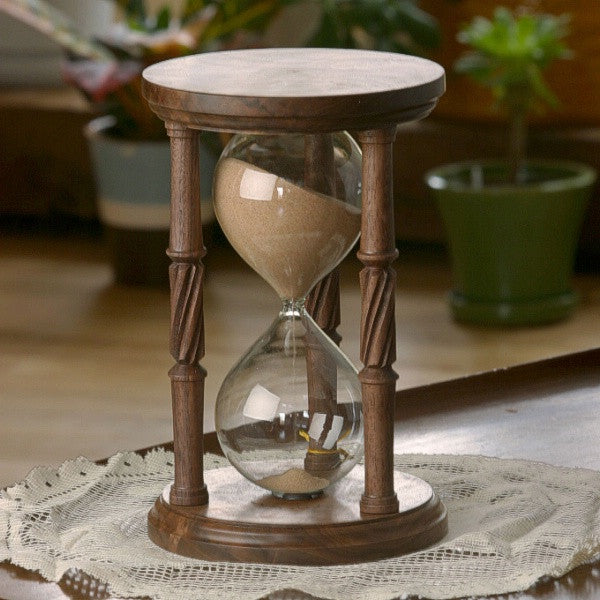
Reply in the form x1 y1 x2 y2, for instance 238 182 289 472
142 48 447 565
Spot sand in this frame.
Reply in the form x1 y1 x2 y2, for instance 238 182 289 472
214 158 361 300
258 468 329 495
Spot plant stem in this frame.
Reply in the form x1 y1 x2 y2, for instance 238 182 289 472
509 110 527 185
507 87 528 185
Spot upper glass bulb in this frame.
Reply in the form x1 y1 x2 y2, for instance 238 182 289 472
213 132 362 300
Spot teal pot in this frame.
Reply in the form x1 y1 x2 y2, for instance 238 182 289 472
425 161 596 326
86 116 216 286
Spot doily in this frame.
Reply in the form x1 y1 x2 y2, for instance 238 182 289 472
2 449 600 600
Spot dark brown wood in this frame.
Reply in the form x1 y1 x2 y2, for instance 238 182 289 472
397 347 600 418
148 466 447 565
304 134 343 474
304 276 342 475
305 270 341 342
357 127 400 516
166 122 208 506
142 48 445 134
304 133 341 343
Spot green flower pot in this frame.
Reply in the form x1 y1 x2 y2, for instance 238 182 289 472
425 161 596 326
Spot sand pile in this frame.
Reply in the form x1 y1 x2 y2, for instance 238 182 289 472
259 468 329 495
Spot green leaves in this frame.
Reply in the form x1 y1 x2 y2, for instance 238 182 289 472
455 7 571 114
0 0 440 140
109 0 288 40
112 0 173 32
196 0 291 47
307 0 440 56
455 6 572 183
68 0 440 55
181 0 210 24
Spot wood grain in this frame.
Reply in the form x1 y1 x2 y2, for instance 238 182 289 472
3 233 600 596
142 48 445 133
142 49 445 524
304 133 341 343
141 48 448 552
166 123 208 506
148 466 447 565
304 134 343 473
357 127 400 515
6 235 600 493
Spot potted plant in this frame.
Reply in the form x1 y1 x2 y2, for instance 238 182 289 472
1 0 440 284
425 6 596 326
78 0 296 285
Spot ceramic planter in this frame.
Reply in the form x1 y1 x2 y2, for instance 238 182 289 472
86 116 216 286
425 161 596 325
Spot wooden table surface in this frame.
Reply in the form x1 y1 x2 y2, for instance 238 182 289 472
2 348 600 600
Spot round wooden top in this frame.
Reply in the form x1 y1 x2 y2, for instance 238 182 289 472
142 48 445 133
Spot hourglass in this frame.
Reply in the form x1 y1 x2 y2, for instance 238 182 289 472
142 48 447 565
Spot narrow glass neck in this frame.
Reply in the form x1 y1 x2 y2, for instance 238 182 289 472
280 298 305 317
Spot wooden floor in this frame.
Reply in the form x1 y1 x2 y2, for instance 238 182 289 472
2 232 600 489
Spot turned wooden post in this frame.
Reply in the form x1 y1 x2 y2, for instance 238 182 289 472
357 126 400 516
304 134 343 474
166 122 209 507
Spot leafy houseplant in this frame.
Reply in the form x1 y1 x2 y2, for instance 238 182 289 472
0 0 298 139
454 6 570 184
1 0 294 283
425 6 596 326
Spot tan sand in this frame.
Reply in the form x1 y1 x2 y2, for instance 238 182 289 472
259 468 329 494
214 158 361 300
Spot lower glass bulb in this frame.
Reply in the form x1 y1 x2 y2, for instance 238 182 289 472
215 302 363 499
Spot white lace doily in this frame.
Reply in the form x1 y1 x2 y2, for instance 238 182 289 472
2 449 600 600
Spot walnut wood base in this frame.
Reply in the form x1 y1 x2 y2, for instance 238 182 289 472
148 466 447 565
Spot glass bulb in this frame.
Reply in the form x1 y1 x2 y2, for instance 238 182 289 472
215 301 363 498
213 132 363 498
213 132 362 300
